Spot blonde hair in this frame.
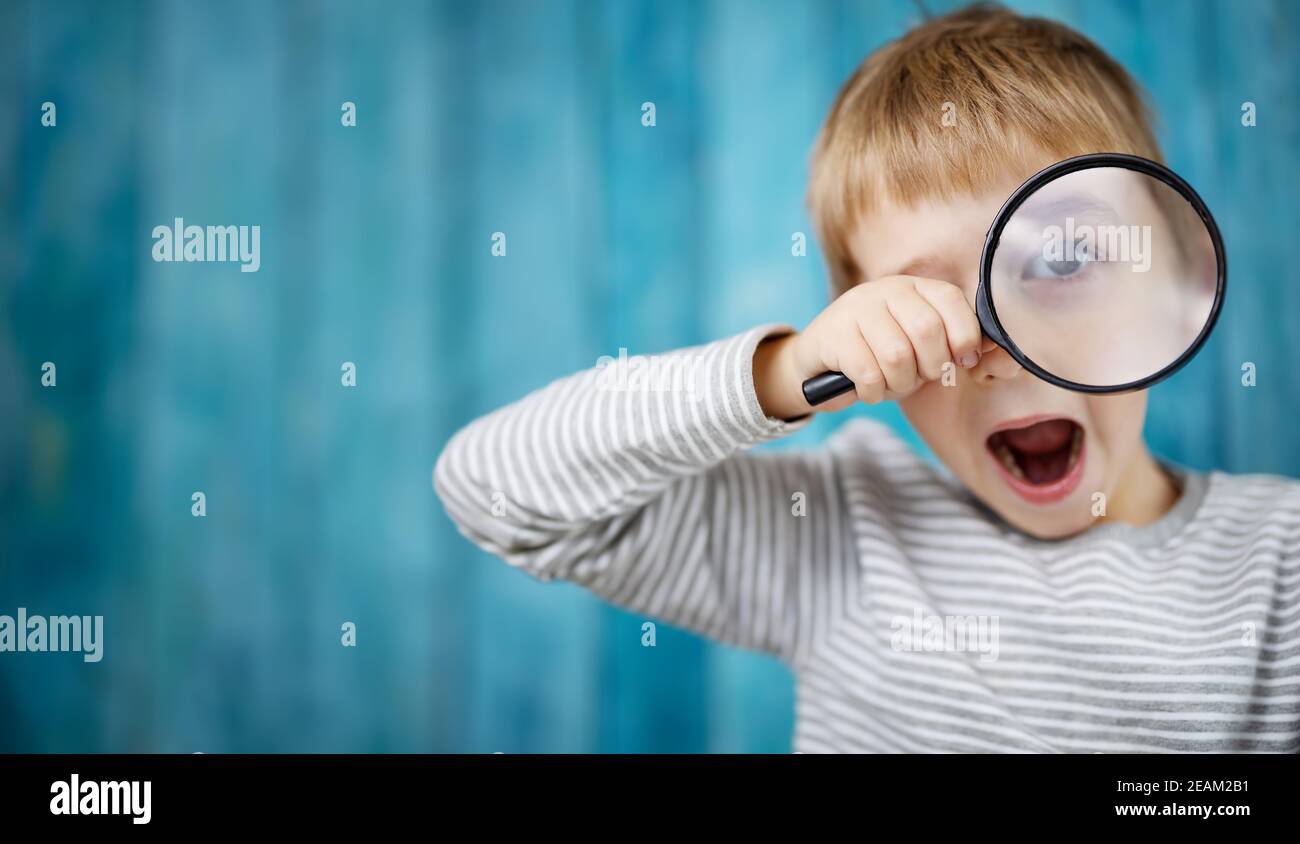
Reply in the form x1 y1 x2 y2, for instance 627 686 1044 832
808 3 1163 296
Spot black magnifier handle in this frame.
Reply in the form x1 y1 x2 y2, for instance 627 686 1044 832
802 371 856 406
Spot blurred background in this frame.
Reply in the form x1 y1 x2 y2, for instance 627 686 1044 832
1 0 1297 752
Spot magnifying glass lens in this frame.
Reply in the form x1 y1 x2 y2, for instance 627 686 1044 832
987 166 1219 388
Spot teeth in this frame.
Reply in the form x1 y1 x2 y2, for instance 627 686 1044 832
995 442 1025 480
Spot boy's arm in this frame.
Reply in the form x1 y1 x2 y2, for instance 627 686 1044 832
433 325 856 664
436 276 981 661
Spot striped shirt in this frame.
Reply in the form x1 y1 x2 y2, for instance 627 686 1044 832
434 325 1300 752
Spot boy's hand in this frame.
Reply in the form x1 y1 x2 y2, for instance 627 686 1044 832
753 276 984 419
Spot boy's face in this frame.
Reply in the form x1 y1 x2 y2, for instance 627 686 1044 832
846 168 1153 539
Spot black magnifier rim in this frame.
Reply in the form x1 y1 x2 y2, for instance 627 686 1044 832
976 152 1227 394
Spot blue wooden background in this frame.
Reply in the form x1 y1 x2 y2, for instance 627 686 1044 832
1 0 1297 752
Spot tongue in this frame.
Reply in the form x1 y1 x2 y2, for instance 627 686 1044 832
1000 419 1074 455
1018 447 1071 484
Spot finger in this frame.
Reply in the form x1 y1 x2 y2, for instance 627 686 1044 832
827 322 887 405
858 308 920 395
915 279 983 369
855 344 887 404
883 289 950 383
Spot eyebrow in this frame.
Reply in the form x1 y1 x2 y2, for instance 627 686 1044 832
1015 193 1120 223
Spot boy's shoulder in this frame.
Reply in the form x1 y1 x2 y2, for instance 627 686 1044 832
1191 470 1300 564
1203 467 1300 521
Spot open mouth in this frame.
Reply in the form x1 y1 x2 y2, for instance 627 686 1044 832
985 417 1085 504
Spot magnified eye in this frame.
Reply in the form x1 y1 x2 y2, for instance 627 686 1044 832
1022 237 1094 280
1023 255 1086 279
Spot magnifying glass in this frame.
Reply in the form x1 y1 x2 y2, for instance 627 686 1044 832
801 153 1226 404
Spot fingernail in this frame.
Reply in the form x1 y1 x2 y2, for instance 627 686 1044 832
959 352 979 368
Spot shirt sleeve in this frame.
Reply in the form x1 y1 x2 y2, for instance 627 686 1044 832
433 325 859 665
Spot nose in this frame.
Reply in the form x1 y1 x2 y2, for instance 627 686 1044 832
971 338 1023 385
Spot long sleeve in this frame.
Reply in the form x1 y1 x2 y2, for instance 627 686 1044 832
433 325 858 665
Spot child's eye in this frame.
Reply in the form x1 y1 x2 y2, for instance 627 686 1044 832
1022 238 1094 280
1022 254 1088 279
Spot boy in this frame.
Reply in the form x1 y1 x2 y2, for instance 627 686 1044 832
434 4 1300 752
